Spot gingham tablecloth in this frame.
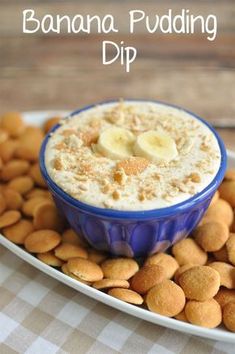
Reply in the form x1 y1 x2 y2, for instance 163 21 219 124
0 245 234 354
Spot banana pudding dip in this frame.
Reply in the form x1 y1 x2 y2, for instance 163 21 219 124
45 101 221 211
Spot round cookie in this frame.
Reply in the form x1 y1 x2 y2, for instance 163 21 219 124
131 265 166 294
29 163 47 188
0 193 6 215
25 188 50 200
172 238 207 266
179 266 220 301
214 288 235 308
93 279 130 290
174 264 196 284
101 258 139 280
16 126 44 161
226 233 235 266
144 253 179 279
8 176 34 195
2 188 23 210
24 230 61 253
0 139 19 163
37 251 63 267
223 302 235 332
61 263 91 285
22 197 49 216
1 112 25 137
0 128 8 144
43 117 61 134
1 159 30 181
146 280 185 317
194 222 229 252
108 288 143 305
174 310 188 322
0 210 21 228
3 219 34 244
67 258 103 282
203 199 233 227
62 228 88 248
209 262 235 289
185 299 222 328
33 201 65 232
54 243 88 261
219 181 235 207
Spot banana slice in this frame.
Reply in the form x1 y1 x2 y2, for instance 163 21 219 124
134 130 178 163
97 127 135 160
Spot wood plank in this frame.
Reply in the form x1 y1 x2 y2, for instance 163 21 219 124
0 75 234 150
0 1 234 35
0 2 234 150
0 35 234 68
0 57 234 122
0 31 234 123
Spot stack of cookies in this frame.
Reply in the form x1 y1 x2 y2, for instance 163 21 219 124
0 112 235 333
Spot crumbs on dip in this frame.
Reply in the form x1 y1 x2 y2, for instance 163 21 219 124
45 101 221 211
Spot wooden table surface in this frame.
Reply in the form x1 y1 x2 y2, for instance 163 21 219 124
0 0 234 149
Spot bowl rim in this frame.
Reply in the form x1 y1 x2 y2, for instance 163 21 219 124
40 99 227 219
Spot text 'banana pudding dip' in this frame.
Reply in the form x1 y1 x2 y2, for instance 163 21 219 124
45 101 221 211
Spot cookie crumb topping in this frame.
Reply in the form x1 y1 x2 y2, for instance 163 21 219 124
45 101 221 210
113 168 127 185
116 157 149 176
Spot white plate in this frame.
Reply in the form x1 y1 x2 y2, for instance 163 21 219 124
1 111 235 343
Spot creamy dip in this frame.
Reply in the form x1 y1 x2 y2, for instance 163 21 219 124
45 101 221 211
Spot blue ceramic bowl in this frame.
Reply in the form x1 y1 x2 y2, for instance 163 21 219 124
40 100 227 258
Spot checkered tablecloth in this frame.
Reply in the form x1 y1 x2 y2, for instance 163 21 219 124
0 245 234 354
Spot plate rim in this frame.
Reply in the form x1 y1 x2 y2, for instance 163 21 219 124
0 110 235 343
